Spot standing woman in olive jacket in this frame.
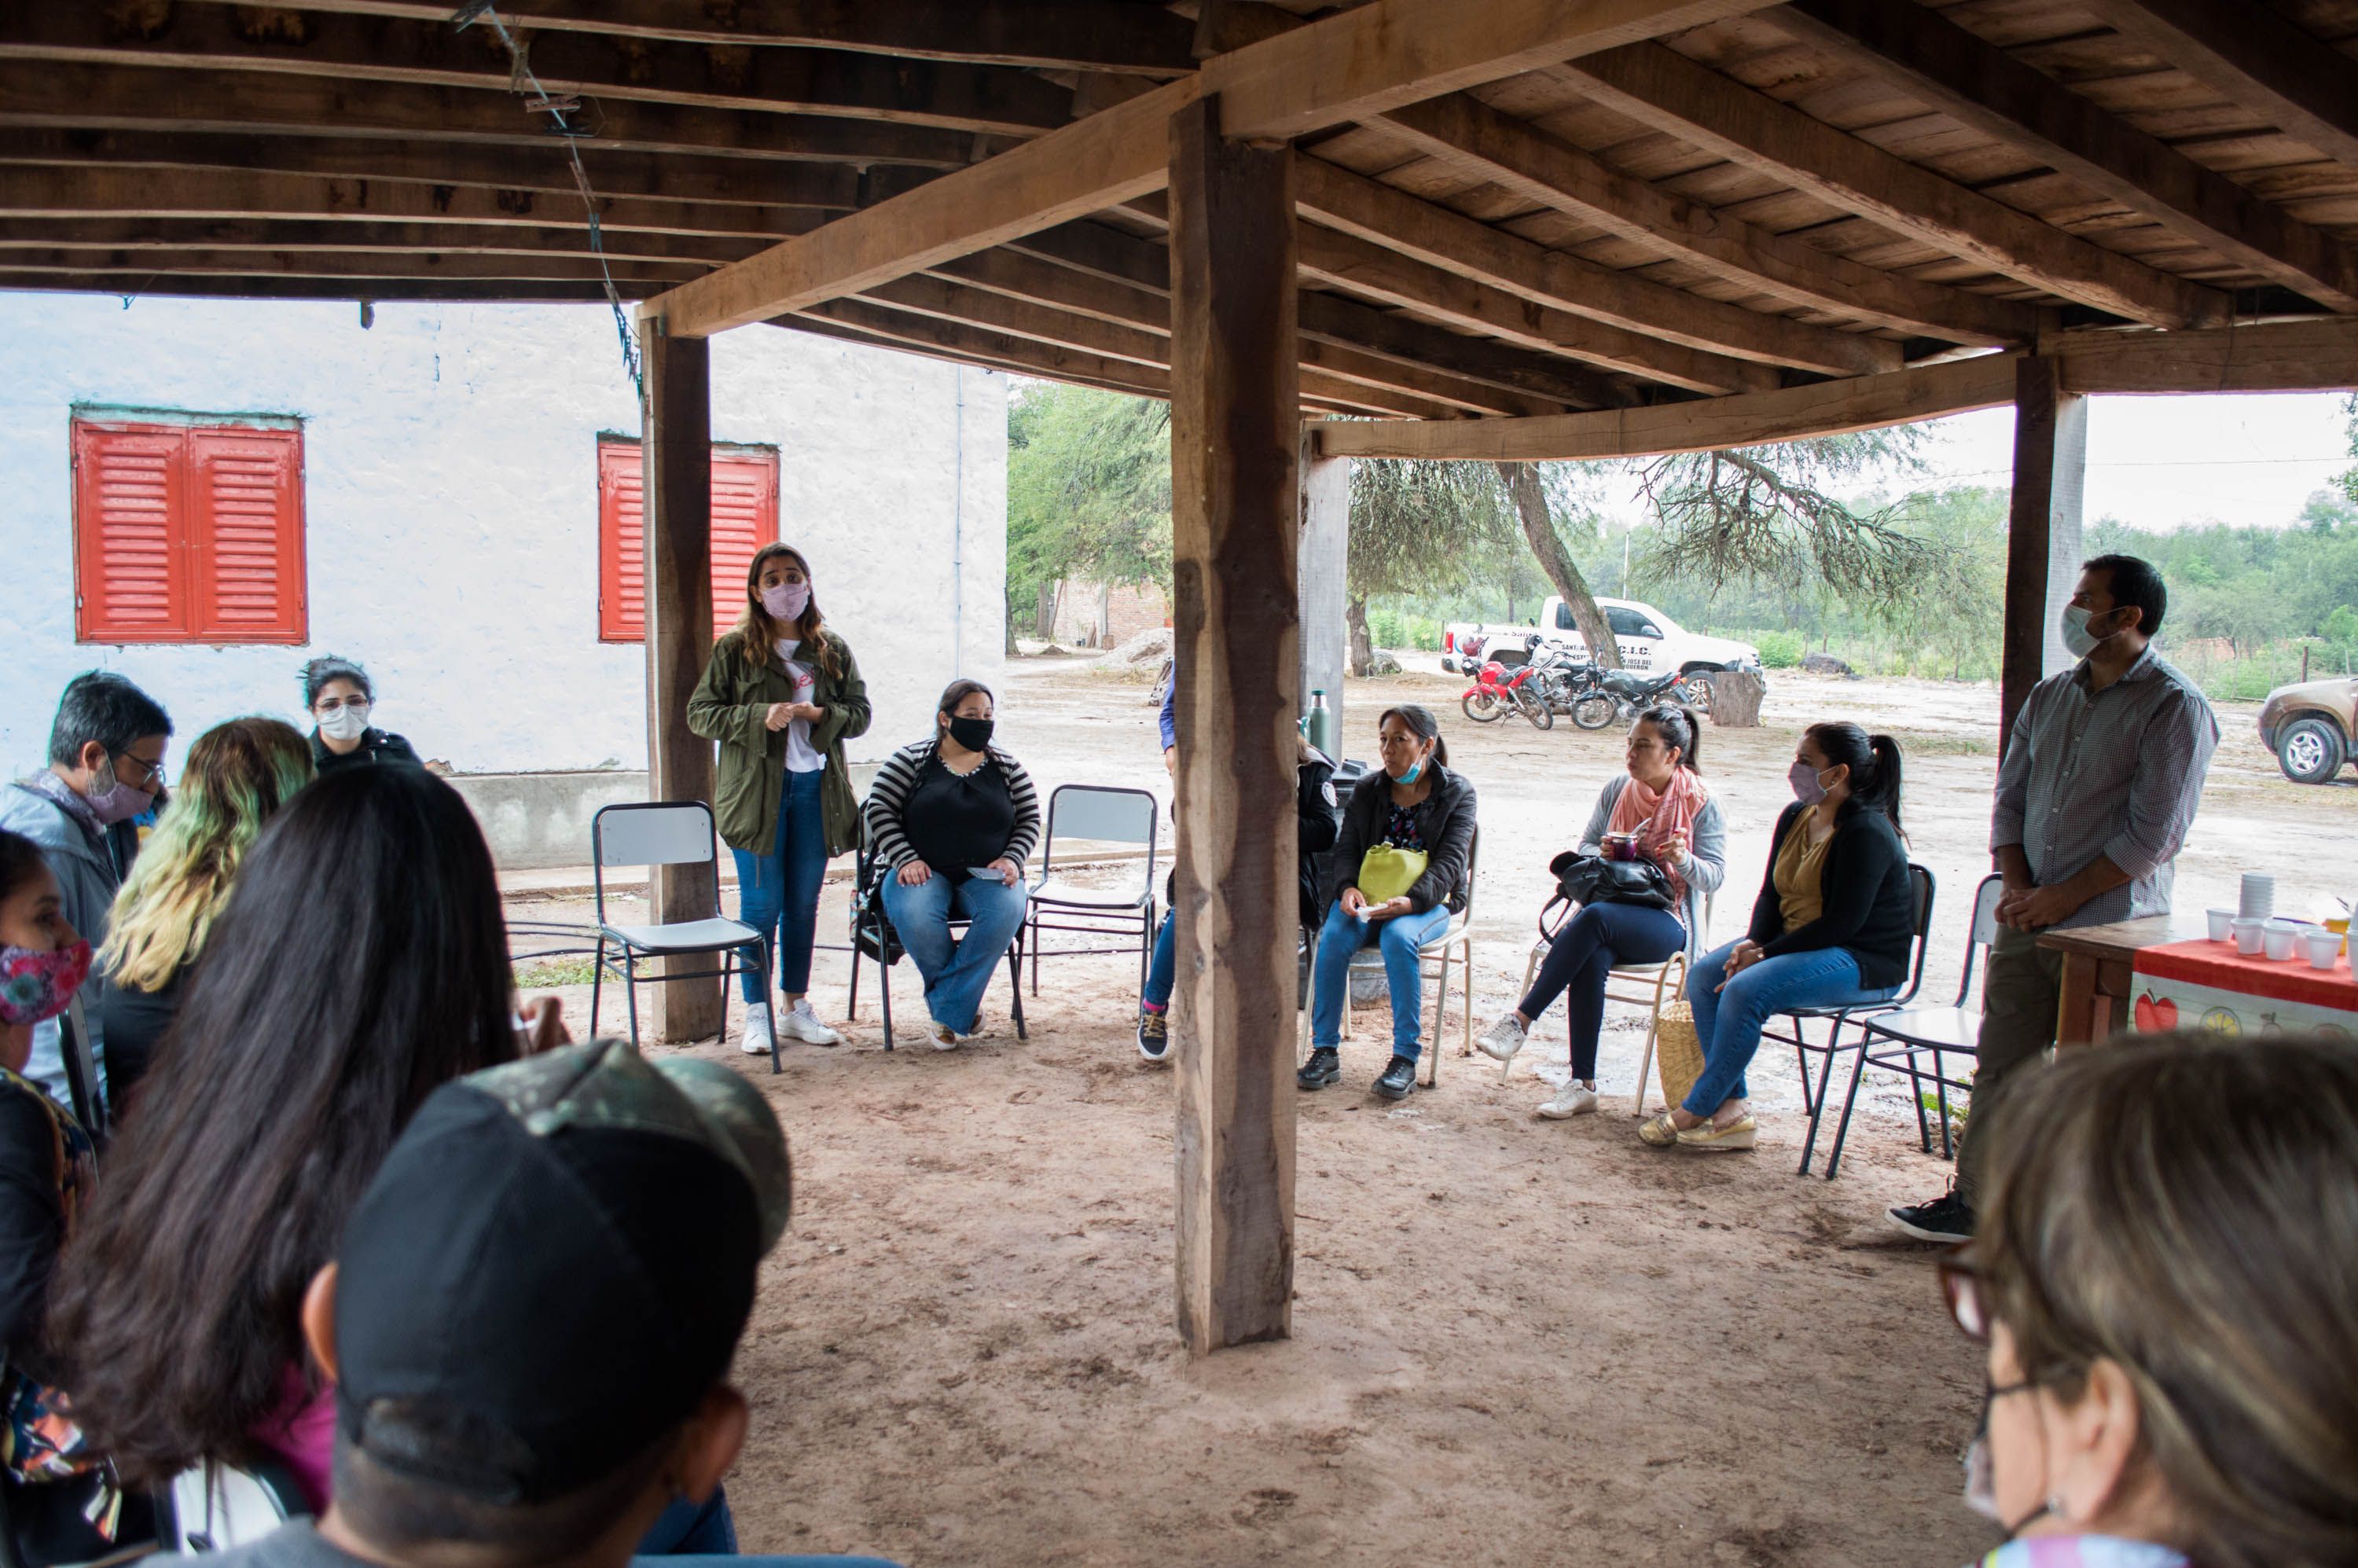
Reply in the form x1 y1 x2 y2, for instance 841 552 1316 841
687 544 872 1060
1298 705 1477 1103
1644 722 1912 1151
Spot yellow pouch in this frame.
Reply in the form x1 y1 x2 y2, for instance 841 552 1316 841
1357 844 1428 905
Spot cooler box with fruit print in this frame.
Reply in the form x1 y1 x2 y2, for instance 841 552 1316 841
2129 938 2357 1045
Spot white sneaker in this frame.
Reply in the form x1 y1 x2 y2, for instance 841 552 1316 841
1476 1014 1529 1063
1537 1081 1599 1119
740 1003 776 1058
778 1001 843 1046
926 1019 960 1052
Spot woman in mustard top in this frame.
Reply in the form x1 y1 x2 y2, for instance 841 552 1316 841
1643 722 1912 1151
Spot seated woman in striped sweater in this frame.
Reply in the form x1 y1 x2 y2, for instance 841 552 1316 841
862 681 1041 1050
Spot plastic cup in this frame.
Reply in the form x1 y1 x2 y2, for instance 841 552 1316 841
2239 873 2275 920
2206 908 2234 942
2231 917 2266 957
2262 920 2300 961
2303 930 2344 971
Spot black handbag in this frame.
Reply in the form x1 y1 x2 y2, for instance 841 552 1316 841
1549 849 1677 912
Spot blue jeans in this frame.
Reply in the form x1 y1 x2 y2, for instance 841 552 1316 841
1309 899 1454 1059
1683 940 1897 1118
1515 902 1686 1080
733 769 829 1001
1143 909 1176 1011
879 872 1028 1034
639 1488 736 1554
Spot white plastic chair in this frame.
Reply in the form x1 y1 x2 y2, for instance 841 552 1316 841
1517 890 1713 1113
1024 784 1160 996
588 802 769 1067
1296 829 1479 1089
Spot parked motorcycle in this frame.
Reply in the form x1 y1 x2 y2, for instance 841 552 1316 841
1461 646 1554 729
1571 665 1701 731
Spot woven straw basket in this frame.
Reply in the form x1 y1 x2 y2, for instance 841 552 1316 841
1653 1001 1704 1111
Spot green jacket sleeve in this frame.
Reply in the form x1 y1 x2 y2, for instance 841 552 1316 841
810 637 872 754
687 638 769 751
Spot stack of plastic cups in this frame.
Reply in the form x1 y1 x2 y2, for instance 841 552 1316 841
2239 873 2275 923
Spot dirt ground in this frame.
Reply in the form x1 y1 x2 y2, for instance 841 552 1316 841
508 654 2356 1568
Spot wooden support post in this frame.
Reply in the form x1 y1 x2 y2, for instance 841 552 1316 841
2000 355 2086 752
1298 443 1350 748
1170 94 1299 1355
641 322 725 1045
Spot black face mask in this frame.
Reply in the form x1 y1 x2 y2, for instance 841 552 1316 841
947 716 994 752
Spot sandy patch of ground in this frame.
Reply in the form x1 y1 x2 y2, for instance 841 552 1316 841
503 655 2355 1568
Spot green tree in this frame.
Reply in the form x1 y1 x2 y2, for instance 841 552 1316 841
1346 459 1511 674
2337 393 2358 509
1005 385 1171 650
1630 429 1953 611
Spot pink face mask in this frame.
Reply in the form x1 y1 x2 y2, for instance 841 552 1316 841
0 939 93 1027
761 582 810 622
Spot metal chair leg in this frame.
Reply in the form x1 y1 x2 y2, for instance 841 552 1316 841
1008 932 1028 1041
1796 1015 1840 1177
847 937 862 1023
1423 946 1446 1089
1824 1024 1877 1181
623 950 642 1049
589 935 605 1037
1459 935 1473 1060
1907 1045 1933 1153
1934 1062 1956 1160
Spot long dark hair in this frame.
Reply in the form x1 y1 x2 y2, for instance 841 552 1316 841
733 542 843 680
1805 721 1903 832
48 767 518 1487
1635 703 1702 774
0 829 45 906
1379 703 1449 769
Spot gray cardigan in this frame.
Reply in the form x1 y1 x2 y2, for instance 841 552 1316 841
1577 773 1727 963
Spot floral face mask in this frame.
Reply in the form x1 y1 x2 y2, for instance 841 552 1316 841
0 941 93 1028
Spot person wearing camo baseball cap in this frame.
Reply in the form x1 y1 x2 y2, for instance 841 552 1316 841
191 1039 899 1568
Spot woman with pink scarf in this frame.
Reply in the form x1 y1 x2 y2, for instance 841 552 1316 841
1478 705 1724 1118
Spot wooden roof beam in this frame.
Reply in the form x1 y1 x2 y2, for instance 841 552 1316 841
1316 352 2017 459
0 248 700 285
0 274 629 303
928 245 1572 415
0 130 865 209
2079 0 2358 173
854 271 1464 418
1001 218 1634 409
1770 0 2358 314
0 164 823 239
1313 318 2358 460
177 0 1204 78
0 218 779 265
1369 94 2038 347
641 0 1781 336
781 299 1386 420
0 61 980 168
0 6 1072 139
1557 42 2234 329
1295 154 1898 378
1297 222 1779 395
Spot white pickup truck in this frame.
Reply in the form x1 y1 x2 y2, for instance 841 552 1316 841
1442 596 1764 681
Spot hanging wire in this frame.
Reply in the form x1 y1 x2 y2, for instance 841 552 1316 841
452 0 643 392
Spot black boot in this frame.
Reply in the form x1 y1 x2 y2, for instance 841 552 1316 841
1374 1054 1417 1100
1297 1046 1341 1090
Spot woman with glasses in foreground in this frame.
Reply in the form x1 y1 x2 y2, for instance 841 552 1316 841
1936 1030 2357 1568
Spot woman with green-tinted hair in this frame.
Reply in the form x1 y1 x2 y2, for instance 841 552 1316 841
98 718 313 1111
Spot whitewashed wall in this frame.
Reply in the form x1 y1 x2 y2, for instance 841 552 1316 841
0 295 1006 777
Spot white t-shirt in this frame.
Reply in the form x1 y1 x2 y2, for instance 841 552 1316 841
774 641 826 774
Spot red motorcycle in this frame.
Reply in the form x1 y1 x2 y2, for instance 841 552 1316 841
1461 641 1554 730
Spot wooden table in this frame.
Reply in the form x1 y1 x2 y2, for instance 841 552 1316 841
2037 911 2208 1046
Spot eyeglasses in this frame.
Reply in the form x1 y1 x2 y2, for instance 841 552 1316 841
114 753 167 789
1939 1257 1993 1344
314 697 373 716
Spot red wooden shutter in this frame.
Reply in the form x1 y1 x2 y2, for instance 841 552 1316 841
597 442 779 643
598 439 648 641
188 427 306 642
708 451 780 632
74 424 189 641
73 419 306 644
